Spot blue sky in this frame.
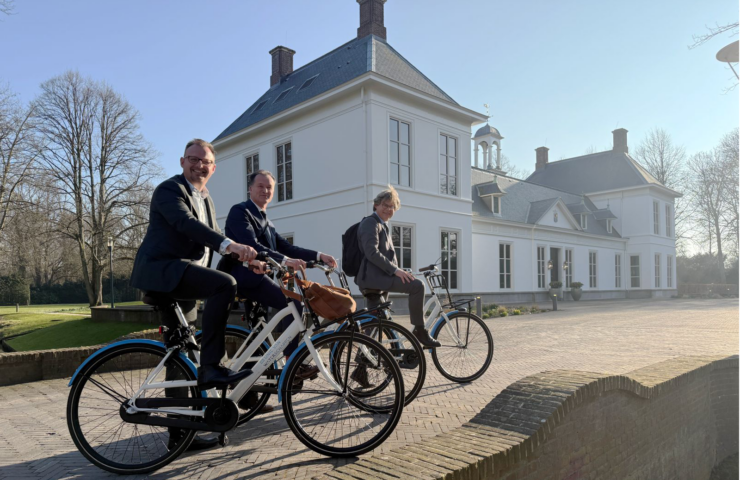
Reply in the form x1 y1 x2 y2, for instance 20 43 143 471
1 0 737 178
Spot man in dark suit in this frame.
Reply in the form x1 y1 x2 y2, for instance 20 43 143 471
131 139 264 390
356 186 440 348
221 170 337 372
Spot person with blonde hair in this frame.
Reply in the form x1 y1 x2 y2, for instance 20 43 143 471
355 186 440 348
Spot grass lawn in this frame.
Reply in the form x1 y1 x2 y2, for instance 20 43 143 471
0 301 150 351
6 317 155 351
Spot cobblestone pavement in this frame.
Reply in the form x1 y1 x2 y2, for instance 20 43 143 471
0 298 737 480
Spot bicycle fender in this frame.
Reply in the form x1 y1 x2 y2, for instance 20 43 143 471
429 310 460 352
334 314 374 333
196 325 273 352
67 339 199 387
277 330 338 403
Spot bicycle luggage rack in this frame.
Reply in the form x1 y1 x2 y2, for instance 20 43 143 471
426 270 473 312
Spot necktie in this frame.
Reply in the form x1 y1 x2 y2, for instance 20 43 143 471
262 211 276 250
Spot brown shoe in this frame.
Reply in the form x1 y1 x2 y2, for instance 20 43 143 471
258 404 275 414
294 364 320 382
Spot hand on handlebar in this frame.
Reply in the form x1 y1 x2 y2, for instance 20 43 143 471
394 268 415 284
319 253 338 269
226 243 257 262
283 258 306 270
247 260 269 275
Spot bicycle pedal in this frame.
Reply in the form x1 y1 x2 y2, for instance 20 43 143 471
218 433 229 447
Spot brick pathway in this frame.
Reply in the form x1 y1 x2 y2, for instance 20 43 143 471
0 298 736 480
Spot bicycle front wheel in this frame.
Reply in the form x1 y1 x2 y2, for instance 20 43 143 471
67 343 200 474
281 331 404 457
431 312 494 383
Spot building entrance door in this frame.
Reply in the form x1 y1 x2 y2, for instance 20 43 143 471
550 248 560 283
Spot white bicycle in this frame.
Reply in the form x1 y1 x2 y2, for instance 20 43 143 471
66 254 405 474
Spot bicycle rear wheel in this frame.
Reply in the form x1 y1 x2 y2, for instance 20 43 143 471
281 331 404 457
431 312 494 383
67 343 200 474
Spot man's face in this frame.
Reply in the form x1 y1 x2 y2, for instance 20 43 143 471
180 144 216 187
249 174 275 208
375 200 396 222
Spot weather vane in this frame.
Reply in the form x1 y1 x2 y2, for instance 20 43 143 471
483 103 490 119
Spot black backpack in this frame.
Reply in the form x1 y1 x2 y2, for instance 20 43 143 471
341 216 378 277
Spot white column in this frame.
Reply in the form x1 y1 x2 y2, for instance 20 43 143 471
474 143 479 168
496 144 501 169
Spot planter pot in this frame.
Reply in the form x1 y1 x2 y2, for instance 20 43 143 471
548 288 563 299
570 288 583 301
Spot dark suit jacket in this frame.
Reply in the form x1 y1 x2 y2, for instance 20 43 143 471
356 213 398 290
130 174 227 293
221 200 317 288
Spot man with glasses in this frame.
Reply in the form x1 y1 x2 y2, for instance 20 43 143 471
131 139 265 392
356 186 440 348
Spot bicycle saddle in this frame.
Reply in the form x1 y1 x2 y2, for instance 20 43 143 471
142 291 175 307
361 289 386 297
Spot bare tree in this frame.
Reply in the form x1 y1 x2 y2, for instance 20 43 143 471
688 22 739 50
34 71 161 306
0 85 39 237
498 153 531 179
720 129 739 258
0 0 13 16
688 148 730 282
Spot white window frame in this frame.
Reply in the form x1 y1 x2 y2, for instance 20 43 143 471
245 152 260 199
607 219 612 233
667 255 673 288
281 233 294 245
580 214 588 229
615 254 622 288
493 196 501 215
391 224 414 272
655 253 661 288
653 201 660 235
440 229 460 290
537 246 546 289
665 204 672 237
589 251 597 288
565 249 573 288
275 140 292 202
389 117 412 187
499 242 512 289
630 255 641 288
439 133 458 196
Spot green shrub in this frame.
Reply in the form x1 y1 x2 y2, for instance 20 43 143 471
512 309 521 315
530 305 540 314
497 306 508 317
571 281 584 288
0 274 30 305
549 281 563 288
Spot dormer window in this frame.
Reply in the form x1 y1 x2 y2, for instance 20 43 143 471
607 219 612 233
493 196 501 214
580 214 587 229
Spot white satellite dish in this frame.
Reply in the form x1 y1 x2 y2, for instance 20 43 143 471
716 40 739 79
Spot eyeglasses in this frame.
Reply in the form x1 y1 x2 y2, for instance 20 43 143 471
185 156 215 167
380 202 396 211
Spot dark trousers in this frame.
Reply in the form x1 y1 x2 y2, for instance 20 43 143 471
167 264 237 366
365 277 425 327
237 274 303 357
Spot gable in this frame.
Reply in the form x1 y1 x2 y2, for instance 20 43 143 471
538 202 579 230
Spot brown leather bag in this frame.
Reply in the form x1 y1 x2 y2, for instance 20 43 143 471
297 278 356 321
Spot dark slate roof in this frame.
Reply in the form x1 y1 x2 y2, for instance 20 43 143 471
215 35 456 142
476 181 504 196
593 208 617 220
524 150 670 195
566 202 590 215
474 124 502 138
471 167 621 238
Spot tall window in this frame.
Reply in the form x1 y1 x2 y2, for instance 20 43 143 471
565 249 573 288
615 254 622 288
653 201 660 234
493 196 501 214
580 214 588 229
245 153 259 199
607 219 613 233
630 255 641 288
392 225 413 271
655 254 661 288
589 251 597 288
537 246 546 289
499 243 511 289
390 119 411 187
282 234 294 245
439 134 457 195
665 205 672 237
440 230 458 289
667 255 673 288
276 142 292 202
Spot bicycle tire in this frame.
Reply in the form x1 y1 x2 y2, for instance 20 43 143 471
281 331 404 457
334 318 425 406
431 312 494 383
195 327 273 425
67 343 199 475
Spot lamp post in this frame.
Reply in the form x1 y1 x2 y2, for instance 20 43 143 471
107 236 114 308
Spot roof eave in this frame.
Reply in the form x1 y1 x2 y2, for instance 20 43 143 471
586 183 683 198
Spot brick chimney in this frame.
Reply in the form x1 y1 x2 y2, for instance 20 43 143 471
612 128 628 153
535 147 549 171
357 0 387 40
269 46 296 87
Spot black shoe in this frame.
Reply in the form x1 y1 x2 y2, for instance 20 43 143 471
350 365 372 389
167 430 219 451
413 328 441 348
198 364 252 390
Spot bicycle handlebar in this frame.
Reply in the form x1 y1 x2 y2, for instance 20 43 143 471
418 264 437 273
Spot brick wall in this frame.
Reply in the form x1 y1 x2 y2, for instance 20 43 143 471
317 355 738 480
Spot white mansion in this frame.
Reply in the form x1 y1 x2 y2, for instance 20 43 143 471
209 0 679 304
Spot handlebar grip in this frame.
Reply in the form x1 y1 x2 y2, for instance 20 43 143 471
419 265 435 272
255 251 270 261
306 261 316 268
